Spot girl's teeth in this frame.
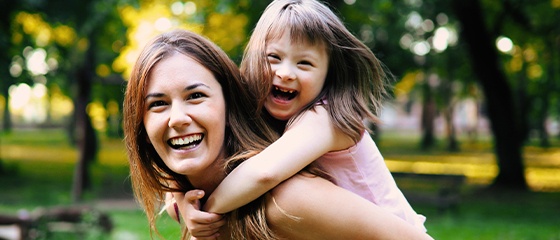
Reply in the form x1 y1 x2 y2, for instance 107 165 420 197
275 86 294 93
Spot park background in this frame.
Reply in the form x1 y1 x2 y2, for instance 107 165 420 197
0 0 559 239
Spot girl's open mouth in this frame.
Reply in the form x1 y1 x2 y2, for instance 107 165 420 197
272 86 298 101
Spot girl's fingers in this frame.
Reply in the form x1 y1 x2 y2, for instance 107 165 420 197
189 217 225 238
185 190 205 206
190 227 221 239
174 190 225 238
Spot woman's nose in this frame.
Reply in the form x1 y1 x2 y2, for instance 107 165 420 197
275 63 296 81
168 104 192 128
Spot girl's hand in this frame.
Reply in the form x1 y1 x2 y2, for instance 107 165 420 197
173 190 226 239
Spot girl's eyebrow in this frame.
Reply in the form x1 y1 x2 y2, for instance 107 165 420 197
266 43 283 51
145 83 211 100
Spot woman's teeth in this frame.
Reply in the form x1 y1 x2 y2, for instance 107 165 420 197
169 134 203 149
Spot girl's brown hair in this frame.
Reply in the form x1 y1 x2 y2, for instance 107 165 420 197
241 0 391 141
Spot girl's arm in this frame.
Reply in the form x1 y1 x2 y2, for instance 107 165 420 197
266 173 433 240
173 190 225 239
204 106 354 213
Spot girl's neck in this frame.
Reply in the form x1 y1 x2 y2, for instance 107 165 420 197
263 109 287 134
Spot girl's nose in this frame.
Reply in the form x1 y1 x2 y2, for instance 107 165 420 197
168 104 193 128
275 63 296 81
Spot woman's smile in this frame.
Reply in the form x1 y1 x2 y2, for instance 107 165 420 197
143 52 227 177
168 133 204 150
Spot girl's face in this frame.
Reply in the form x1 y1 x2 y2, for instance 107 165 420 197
143 53 227 181
265 32 329 121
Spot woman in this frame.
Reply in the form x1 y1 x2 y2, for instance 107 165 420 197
123 29 432 239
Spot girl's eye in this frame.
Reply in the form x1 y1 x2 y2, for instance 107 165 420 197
267 54 280 62
299 60 313 66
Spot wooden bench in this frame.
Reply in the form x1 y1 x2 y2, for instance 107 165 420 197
0 206 112 240
391 172 466 213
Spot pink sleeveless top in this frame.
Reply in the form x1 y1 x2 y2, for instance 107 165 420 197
315 132 427 231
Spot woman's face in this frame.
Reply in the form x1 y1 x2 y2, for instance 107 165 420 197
143 52 227 180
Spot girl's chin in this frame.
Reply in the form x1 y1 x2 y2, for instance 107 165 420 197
270 112 292 121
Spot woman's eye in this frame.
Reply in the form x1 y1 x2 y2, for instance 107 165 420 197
188 92 206 100
148 100 166 109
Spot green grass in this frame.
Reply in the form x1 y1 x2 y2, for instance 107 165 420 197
1 128 560 239
0 129 179 239
377 131 560 239
418 190 560 239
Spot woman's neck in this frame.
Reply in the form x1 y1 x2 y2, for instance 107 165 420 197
186 157 227 202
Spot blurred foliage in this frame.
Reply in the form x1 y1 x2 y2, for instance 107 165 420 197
1 0 556 135
0 0 558 190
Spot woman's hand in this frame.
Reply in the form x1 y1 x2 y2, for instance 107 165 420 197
163 192 181 223
173 190 226 239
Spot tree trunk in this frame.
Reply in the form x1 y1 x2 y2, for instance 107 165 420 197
0 0 17 133
536 58 552 148
452 0 527 190
553 39 560 141
0 37 13 133
1 81 12 132
439 73 459 151
443 103 459 152
538 37 558 147
420 80 436 150
71 39 98 203
1 1 18 173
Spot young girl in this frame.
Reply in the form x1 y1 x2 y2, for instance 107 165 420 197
180 0 426 236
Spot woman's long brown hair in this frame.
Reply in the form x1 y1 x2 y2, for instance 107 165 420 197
124 29 281 239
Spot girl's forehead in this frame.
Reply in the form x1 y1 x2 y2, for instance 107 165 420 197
266 28 324 47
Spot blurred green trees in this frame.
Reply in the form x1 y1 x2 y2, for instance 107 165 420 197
0 0 558 197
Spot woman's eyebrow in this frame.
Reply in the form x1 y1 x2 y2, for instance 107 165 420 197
144 83 210 100
144 83 211 100
145 93 164 100
185 83 210 91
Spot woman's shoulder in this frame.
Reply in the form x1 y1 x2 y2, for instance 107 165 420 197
274 171 326 190
264 173 335 239
266 172 329 214
264 172 434 240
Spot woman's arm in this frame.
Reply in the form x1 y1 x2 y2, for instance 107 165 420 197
266 173 433 240
205 106 354 213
